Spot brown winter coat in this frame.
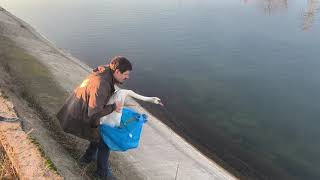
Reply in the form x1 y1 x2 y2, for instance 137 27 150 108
57 66 116 142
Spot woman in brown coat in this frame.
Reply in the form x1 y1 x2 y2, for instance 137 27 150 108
57 56 132 179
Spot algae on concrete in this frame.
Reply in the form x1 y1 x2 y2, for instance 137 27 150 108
0 35 67 133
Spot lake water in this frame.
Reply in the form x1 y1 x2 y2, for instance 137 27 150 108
1 0 319 179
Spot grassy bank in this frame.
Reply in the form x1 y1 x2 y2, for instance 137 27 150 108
0 35 87 166
0 34 80 147
0 35 76 148
0 35 67 124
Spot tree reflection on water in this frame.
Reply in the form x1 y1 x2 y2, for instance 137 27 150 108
243 0 319 31
302 0 319 31
262 0 288 14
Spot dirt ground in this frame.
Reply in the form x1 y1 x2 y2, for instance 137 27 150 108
0 139 18 180
0 91 64 179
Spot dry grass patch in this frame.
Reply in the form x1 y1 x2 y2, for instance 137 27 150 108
0 145 18 180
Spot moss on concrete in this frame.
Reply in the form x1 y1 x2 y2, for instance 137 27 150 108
0 35 67 132
27 135 58 174
0 35 97 178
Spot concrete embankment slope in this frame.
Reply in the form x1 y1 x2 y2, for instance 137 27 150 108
0 94 61 179
0 7 236 180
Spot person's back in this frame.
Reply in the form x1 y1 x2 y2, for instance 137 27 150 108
57 66 116 142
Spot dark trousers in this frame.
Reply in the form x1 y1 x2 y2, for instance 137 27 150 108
83 138 110 176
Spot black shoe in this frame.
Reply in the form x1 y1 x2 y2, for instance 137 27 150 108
93 172 112 180
79 156 91 166
94 167 114 180
79 151 98 166
79 155 94 166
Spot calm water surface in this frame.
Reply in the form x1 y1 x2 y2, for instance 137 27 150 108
1 0 319 179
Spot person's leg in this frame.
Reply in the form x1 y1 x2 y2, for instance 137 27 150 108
79 141 99 165
96 138 111 176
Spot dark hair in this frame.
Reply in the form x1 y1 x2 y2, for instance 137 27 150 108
109 56 132 73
